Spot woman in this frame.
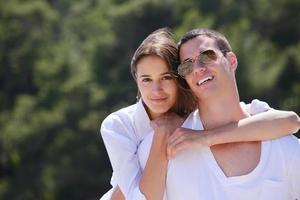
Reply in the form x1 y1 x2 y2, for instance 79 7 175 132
100 28 299 200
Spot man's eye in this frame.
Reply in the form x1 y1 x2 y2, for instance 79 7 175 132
184 60 194 68
162 75 173 80
200 50 217 63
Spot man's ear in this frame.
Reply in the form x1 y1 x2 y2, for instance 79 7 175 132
226 52 238 71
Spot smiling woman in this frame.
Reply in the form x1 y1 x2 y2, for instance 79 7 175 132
130 29 197 118
135 55 178 119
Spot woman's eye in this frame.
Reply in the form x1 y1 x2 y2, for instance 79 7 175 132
142 78 152 83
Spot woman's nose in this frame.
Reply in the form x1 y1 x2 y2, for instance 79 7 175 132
151 81 163 92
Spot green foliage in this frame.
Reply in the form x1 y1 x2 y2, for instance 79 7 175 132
0 0 299 199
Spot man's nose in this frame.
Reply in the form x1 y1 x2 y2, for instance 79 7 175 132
193 62 207 73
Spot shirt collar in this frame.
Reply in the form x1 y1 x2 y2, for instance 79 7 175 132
133 98 152 141
182 109 204 130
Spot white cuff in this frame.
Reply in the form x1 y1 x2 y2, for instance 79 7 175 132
249 99 270 115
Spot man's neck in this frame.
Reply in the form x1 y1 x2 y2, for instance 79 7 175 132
198 94 249 130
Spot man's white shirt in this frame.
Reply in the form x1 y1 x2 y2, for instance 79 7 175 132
166 109 300 200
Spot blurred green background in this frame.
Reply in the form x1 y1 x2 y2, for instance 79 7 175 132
0 0 299 199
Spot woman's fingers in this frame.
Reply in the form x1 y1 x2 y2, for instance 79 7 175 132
167 139 191 159
167 133 188 159
168 128 184 143
167 129 195 159
167 129 209 159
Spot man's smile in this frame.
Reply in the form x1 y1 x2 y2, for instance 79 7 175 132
196 75 214 86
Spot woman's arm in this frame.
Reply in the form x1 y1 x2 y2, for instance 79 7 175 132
208 110 300 145
167 110 300 159
101 110 182 200
139 114 183 200
139 129 169 200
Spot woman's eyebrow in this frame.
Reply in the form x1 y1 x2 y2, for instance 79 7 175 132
138 72 171 78
139 74 151 78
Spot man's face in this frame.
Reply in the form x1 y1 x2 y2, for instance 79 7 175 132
179 35 236 100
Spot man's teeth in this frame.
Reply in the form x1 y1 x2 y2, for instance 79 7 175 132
196 76 213 86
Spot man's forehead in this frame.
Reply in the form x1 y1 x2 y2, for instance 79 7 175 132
179 36 216 59
186 36 216 49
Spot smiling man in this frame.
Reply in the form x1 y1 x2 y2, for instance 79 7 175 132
165 28 300 199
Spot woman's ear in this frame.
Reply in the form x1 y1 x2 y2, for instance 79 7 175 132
226 52 238 71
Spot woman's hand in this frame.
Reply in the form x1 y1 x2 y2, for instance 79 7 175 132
150 113 184 137
151 114 209 159
167 128 210 159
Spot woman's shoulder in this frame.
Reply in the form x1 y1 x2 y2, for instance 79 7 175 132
100 99 152 142
102 103 138 126
100 103 140 142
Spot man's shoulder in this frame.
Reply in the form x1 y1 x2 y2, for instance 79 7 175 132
241 99 270 115
271 135 300 161
275 135 300 148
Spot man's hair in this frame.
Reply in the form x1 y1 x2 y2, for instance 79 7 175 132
178 28 232 56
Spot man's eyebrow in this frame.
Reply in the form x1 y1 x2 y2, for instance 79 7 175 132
161 72 172 75
182 49 206 63
182 58 193 63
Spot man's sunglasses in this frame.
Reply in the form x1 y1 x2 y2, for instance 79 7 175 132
178 49 219 77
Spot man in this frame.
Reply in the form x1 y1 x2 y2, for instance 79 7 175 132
165 28 300 199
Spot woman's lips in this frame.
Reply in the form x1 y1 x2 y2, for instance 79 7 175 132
150 97 168 102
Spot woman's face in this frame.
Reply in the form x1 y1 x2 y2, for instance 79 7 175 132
136 55 178 119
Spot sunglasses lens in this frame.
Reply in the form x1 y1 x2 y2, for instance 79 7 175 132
199 50 217 64
178 62 193 77
178 50 218 77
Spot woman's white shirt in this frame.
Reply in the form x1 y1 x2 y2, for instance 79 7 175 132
101 99 151 200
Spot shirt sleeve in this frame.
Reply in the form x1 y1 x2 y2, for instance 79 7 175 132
99 188 114 200
248 99 271 115
101 113 147 200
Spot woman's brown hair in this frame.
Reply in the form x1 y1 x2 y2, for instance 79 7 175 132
130 28 197 117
